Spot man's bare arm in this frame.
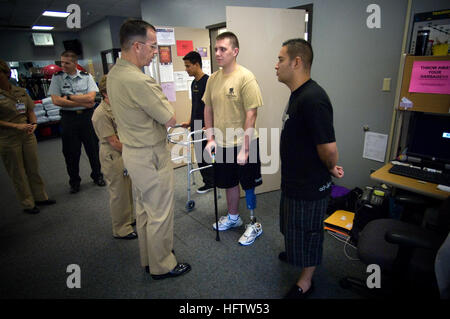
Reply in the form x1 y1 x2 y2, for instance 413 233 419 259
317 142 344 178
204 104 214 141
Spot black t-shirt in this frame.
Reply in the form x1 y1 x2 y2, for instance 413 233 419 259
190 74 209 132
280 79 336 200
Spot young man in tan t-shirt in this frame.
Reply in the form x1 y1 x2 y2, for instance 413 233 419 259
203 32 264 246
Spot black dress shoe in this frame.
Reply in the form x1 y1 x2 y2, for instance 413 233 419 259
93 177 106 187
35 199 56 206
283 282 314 299
114 231 138 240
23 206 40 214
151 263 191 280
70 184 80 194
144 249 175 273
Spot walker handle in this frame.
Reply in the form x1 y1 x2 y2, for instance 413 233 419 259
166 124 184 134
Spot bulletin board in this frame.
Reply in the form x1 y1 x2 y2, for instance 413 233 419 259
155 26 211 124
155 26 211 168
398 55 450 114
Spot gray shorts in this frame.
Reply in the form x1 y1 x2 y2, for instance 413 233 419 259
279 192 328 268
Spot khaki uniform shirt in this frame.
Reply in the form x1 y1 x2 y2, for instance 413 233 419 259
0 86 35 142
107 58 174 147
202 65 263 148
92 100 118 153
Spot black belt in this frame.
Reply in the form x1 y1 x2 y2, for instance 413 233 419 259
60 109 93 115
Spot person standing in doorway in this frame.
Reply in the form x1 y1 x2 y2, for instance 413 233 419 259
181 51 214 194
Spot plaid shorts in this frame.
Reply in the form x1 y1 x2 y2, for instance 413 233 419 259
279 192 328 268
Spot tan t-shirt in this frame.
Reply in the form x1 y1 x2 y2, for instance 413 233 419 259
0 86 35 141
92 100 117 151
107 58 174 147
202 64 263 147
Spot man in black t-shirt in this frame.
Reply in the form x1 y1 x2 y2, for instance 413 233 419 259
182 51 213 193
275 39 344 299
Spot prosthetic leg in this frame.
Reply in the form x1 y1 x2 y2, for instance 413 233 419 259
245 188 257 224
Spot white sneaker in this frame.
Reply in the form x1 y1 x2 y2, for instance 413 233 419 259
238 222 263 246
212 215 243 231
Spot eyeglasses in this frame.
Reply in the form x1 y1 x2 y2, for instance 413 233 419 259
136 41 158 50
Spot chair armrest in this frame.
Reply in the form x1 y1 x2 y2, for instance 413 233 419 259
385 228 440 250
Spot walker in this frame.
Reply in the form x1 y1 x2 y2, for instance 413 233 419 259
167 125 214 212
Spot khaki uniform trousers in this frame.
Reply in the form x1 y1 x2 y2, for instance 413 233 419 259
0 132 48 209
122 141 177 275
99 144 135 237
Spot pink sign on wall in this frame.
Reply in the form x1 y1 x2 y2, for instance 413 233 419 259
408 60 450 95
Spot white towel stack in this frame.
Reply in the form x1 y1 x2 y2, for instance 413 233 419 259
48 115 61 121
42 97 61 122
33 102 49 124
34 103 44 112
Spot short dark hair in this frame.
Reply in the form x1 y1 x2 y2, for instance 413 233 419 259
282 38 313 71
216 31 239 49
183 51 202 68
0 59 11 78
98 75 107 98
61 50 78 62
120 19 156 50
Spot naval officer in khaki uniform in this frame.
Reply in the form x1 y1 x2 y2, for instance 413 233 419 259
92 75 137 239
107 19 191 279
0 59 55 214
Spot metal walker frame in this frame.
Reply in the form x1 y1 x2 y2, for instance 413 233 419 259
167 125 216 212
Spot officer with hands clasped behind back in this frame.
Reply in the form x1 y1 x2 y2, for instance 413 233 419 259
92 75 137 240
0 59 56 214
48 50 105 194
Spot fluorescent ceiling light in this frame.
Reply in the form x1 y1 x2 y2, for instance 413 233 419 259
32 26 54 30
42 10 70 18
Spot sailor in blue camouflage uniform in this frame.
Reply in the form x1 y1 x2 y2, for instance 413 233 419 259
48 50 105 194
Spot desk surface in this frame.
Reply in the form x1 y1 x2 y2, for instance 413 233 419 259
371 164 449 200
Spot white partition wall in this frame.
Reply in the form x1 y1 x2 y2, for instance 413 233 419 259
226 6 306 194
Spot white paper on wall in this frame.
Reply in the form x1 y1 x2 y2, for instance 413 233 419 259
156 27 175 45
159 64 174 82
363 132 388 162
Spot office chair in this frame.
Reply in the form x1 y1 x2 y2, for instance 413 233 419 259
340 197 450 298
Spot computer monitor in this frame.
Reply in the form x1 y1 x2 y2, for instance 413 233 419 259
406 112 450 166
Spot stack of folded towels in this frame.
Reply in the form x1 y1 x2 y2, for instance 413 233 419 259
33 100 49 124
42 97 61 122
